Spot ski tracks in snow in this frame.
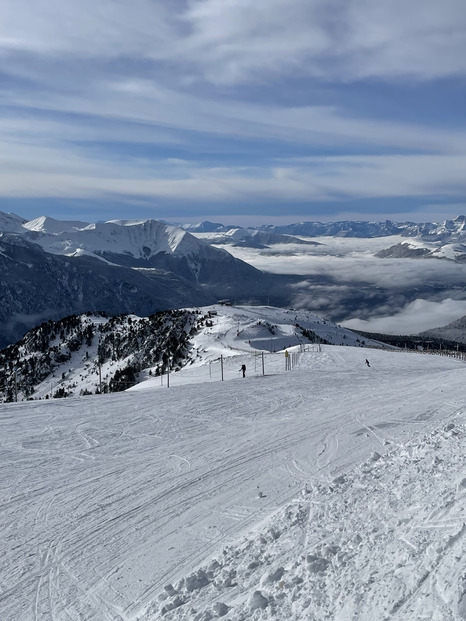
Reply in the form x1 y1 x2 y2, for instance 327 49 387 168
3 349 466 619
151 415 466 621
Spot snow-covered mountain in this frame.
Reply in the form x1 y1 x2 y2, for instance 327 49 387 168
2 329 466 620
260 215 466 241
194 227 319 249
420 314 466 344
375 239 466 262
0 213 298 347
180 220 230 233
0 304 382 402
13 215 263 284
23 215 92 235
190 215 466 262
0 233 215 349
5 210 466 351
188 214 466 245
0 210 26 232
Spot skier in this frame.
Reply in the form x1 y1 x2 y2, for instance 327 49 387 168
365 359 370 367
240 364 246 378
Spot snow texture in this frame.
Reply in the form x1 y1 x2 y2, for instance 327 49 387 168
1 326 466 620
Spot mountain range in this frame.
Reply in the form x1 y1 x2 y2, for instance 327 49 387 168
4 211 466 350
183 215 466 241
0 213 295 347
185 216 466 262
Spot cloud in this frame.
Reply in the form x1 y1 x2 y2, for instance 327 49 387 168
226 240 466 332
342 298 466 335
0 1 177 57
2 127 466 208
5 61 466 158
226 241 466 291
4 0 464 84
0 1 465 220
178 0 466 84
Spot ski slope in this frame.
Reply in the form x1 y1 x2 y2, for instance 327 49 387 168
2 345 466 620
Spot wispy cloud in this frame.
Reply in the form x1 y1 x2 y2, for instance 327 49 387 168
1 145 465 209
4 0 464 82
179 0 466 83
0 0 465 220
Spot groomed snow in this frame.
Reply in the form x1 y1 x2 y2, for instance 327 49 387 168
2 344 466 620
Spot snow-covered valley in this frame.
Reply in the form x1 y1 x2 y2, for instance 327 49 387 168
2 338 466 620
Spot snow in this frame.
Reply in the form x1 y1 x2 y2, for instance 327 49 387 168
432 243 466 261
3 336 466 619
15 217 203 262
0 211 26 233
133 304 380 395
22 216 91 235
5 305 379 402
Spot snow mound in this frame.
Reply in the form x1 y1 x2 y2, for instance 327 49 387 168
150 419 466 620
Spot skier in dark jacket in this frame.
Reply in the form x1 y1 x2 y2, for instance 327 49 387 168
365 359 370 367
240 364 246 378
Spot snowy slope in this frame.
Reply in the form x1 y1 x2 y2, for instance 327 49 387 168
421 314 466 344
23 216 91 235
1 212 254 282
2 343 466 620
0 305 383 402
20 218 199 260
375 239 466 261
12 216 267 292
0 211 26 232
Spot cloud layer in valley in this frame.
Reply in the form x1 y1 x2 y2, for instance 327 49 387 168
224 238 466 333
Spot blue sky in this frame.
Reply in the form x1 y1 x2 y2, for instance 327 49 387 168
1 0 466 225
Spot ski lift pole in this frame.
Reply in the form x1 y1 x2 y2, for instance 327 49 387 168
262 352 265 376
221 355 224 381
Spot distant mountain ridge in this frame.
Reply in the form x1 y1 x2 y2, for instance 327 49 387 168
182 215 466 242
194 227 320 248
6 212 466 243
11 215 256 284
263 215 466 240
189 215 466 262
